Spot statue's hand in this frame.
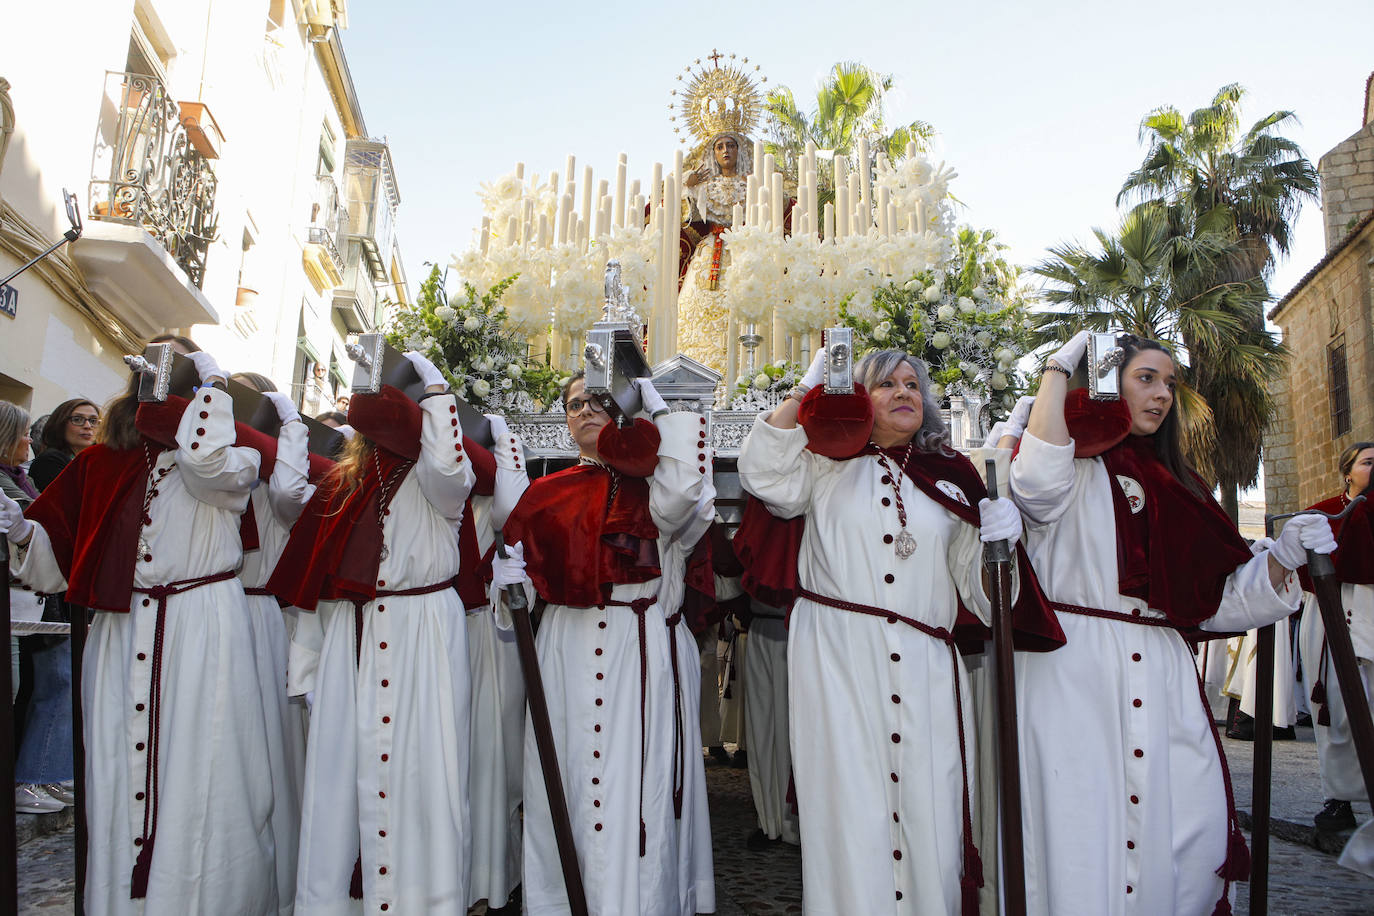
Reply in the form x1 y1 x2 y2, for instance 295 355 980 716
684 165 708 189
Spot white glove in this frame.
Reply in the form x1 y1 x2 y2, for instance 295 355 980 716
263 391 300 424
484 413 510 440
491 541 527 589
636 378 669 416
336 424 356 441
1270 514 1338 570
1 490 34 543
986 395 1035 445
1248 536 1274 558
304 691 315 711
1048 330 1091 375
799 347 828 392
187 351 225 386
978 496 1022 547
403 350 448 390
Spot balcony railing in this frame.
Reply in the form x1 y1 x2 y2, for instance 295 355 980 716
342 138 400 282
88 71 218 288
332 239 378 332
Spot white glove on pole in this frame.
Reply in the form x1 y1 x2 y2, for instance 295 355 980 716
978 496 1022 548
187 351 226 386
1005 395 1035 439
636 378 669 417
336 424 356 441
1048 330 1091 375
1270 514 1338 570
0 490 34 543
403 350 448 390
491 541 527 588
484 413 511 440
799 347 828 392
263 391 300 424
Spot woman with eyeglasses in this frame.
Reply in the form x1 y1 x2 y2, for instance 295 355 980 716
493 372 716 916
1005 331 1336 915
0 347 282 914
11 398 99 818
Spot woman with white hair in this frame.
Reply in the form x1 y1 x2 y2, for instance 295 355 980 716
738 347 1058 916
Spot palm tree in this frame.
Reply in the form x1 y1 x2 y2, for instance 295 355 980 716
1032 203 1278 474
1116 85 1315 520
764 62 935 189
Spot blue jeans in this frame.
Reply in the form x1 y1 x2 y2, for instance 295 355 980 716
14 638 74 784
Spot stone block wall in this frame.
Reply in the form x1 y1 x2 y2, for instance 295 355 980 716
1270 225 1374 508
1320 121 1374 250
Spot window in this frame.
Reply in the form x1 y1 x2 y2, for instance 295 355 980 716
1329 335 1351 437
317 122 337 177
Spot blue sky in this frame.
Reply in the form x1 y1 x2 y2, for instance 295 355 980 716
343 0 1373 306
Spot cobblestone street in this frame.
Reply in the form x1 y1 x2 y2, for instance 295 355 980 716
16 734 1374 913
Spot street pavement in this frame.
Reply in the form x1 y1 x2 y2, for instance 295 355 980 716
16 733 1374 914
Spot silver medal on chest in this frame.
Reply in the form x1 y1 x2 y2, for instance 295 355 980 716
378 543 389 562
894 528 917 559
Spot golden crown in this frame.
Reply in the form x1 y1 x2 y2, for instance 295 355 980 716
669 49 766 145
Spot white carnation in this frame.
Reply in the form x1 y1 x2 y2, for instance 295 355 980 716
931 332 951 349
936 304 956 321
923 285 943 303
752 373 770 391
463 316 482 332
506 363 523 379
435 305 457 321
472 378 491 399
990 371 1008 390
958 297 976 314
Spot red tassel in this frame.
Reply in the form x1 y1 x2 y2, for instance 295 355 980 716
1211 896 1233 916
960 839 984 916
1318 704 1331 728
639 820 647 858
129 840 154 898
350 856 363 899
1311 680 1327 705
1215 827 1251 881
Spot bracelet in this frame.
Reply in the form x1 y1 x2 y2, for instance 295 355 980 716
651 408 669 419
1043 362 1071 378
786 386 810 404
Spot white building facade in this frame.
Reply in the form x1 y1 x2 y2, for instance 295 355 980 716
1 0 407 418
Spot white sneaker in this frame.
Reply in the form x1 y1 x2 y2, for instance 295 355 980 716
42 782 75 806
15 784 64 814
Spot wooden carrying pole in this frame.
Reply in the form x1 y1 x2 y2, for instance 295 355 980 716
1 550 17 913
983 460 1026 916
494 535 588 916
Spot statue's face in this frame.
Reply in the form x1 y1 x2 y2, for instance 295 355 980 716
713 136 739 173
1121 349 1176 437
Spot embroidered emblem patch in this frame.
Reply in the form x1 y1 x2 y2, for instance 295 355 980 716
1116 475 1145 514
936 480 970 506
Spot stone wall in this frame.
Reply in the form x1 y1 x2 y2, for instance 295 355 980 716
1269 223 1374 508
1320 120 1374 250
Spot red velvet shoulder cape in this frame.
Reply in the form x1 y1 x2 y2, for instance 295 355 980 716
502 420 662 608
1297 494 1374 591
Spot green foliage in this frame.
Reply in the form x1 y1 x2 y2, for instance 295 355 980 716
385 265 562 409
734 360 804 398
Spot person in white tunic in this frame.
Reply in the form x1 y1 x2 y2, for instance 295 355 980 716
495 373 714 916
739 590 798 848
1297 442 1374 839
738 348 1029 916
3 349 279 915
273 352 476 915
463 414 529 912
1007 331 1335 916
232 372 319 916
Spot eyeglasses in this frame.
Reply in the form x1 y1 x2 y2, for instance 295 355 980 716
68 416 101 428
564 397 608 417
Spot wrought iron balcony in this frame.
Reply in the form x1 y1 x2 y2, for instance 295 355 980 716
332 239 379 333
342 138 400 282
305 224 345 288
88 71 218 288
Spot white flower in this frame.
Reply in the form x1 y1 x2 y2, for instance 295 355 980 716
991 371 1008 390
936 304 956 321
501 378 513 390
996 347 1016 364
477 358 493 373
930 382 946 399
435 305 457 321
931 331 951 349
923 285 943 304
752 373 770 391
957 297 976 314
974 331 993 348
463 316 482 332
472 378 491 399
905 279 922 293
873 321 891 342
972 285 987 300
506 363 523 379
773 360 788 370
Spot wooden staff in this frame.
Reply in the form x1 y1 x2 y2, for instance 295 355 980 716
1 549 17 912
494 534 587 916
71 602 87 915
983 459 1025 916
1249 619 1276 916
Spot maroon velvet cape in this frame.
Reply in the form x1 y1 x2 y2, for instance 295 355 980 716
501 419 663 609
1297 494 1374 592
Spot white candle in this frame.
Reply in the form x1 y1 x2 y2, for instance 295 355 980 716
580 166 594 241
832 154 846 199
877 186 891 236
848 173 863 232
564 154 576 198
915 199 926 235
649 162 663 226
857 137 871 216
823 202 835 241
506 216 518 247
628 179 641 226
556 192 570 244
538 213 550 249
745 174 758 221
732 203 744 227
771 173 784 235
614 154 628 230
763 153 775 185
835 186 849 238
905 140 916 159
515 161 525 180
480 217 491 255
888 203 898 241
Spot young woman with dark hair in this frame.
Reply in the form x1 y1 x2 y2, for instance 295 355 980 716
0 349 281 914
1006 330 1337 915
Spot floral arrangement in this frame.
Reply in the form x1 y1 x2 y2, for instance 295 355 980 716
839 226 1033 418
730 359 804 410
385 266 563 410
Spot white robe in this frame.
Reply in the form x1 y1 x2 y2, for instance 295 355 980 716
518 411 715 916
1222 626 1297 728
289 394 476 915
240 420 314 916
741 600 798 844
1298 583 1374 802
16 387 276 915
465 428 529 908
739 417 993 916
1009 431 1300 916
